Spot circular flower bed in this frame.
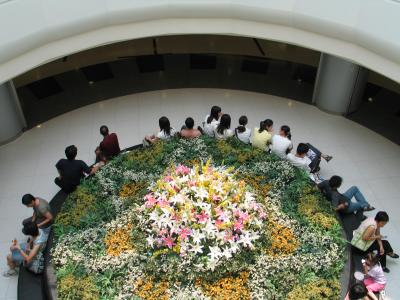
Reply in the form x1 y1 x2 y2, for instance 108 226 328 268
52 137 345 300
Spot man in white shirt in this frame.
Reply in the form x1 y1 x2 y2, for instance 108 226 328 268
286 143 312 172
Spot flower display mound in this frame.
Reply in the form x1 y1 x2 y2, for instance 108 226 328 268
52 137 346 300
140 162 266 273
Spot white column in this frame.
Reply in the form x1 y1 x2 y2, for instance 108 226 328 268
313 54 368 115
0 81 26 144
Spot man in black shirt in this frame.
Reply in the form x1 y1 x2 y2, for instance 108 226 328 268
318 175 374 213
55 145 93 193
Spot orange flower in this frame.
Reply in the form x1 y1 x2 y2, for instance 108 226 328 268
104 223 134 256
266 220 298 256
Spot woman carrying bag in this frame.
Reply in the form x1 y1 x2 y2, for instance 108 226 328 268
351 211 399 273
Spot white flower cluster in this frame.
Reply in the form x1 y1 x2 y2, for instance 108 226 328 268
165 138 210 164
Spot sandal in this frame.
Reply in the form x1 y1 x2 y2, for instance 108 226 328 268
388 253 399 259
325 155 333 162
363 206 375 212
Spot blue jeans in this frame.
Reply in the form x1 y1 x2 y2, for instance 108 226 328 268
343 186 369 213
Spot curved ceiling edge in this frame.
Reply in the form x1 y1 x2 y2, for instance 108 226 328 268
0 1 399 83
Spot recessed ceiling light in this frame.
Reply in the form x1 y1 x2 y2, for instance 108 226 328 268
368 97 373 102
89 81 94 85
36 124 42 128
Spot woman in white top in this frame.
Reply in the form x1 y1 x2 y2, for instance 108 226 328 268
214 114 234 140
271 125 293 159
203 106 221 136
235 115 251 144
145 116 176 145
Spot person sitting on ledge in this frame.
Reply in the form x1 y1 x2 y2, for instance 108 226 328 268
287 143 333 174
351 211 399 273
214 114 234 140
318 175 375 214
287 143 312 173
362 252 386 300
55 145 93 193
270 125 293 159
95 125 120 162
21 194 53 240
345 282 368 300
3 222 47 277
144 116 176 145
251 119 273 151
203 105 222 136
234 115 251 144
304 143 333 173
180 117 202 139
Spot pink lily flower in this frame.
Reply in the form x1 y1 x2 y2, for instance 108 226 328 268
179 228 191 240
162 236 176 249
234 220 244 232
157 199 169 208
196 211 209 223
144 194 157 208
176 165 190 176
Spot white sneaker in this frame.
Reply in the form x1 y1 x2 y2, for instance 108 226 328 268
3 269 18 277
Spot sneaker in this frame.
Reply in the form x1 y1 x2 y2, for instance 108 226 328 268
388 253 399 259
363 206 375 212
382 267 390 273
3 269 18 277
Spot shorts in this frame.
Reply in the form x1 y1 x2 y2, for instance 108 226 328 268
11 243 27 265
364 278 385 292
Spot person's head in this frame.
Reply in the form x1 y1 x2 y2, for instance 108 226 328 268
280 125 291 140
329 175 342 190
296 143 310 158
207 106 222 123
159 116 171 136
22 194 35 207
65 145 77 160
217 114 231 134
365 252 381 268
375 211 389 228
22 221 39 237
348 282 368 300
259 119 273 133
185 117 195 130
100 125 109 137
236 115 248 133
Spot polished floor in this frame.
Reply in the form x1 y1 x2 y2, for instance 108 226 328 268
0 89 399 299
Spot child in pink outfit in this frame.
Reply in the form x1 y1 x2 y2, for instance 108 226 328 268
363 253 386 300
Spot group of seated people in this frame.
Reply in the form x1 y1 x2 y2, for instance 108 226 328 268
3 106 397 299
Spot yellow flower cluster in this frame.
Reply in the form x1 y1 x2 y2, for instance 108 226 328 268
128 141 164 165
134 277 169 300
198 272 250 300
298 194 337 230
58 274 99 300
239 174 271 198
104 223 134 256
119 182 147 198
266 220 298 256
56 187 95 227
286 279 340 300
216 140 262 163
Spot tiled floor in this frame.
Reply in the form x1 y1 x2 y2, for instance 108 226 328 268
0 88 398 299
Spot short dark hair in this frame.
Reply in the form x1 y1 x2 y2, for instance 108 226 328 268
296 143 309 155
329 175 342 189
185 117 194 129
100 125 109 136
65 145 77 160
348 282 368 299
22 221 39 237
375 211 389 223
22 194 35 205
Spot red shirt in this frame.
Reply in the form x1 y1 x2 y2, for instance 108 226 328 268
100 133 120 158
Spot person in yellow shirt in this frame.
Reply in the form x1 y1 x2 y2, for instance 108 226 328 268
251 119 273 150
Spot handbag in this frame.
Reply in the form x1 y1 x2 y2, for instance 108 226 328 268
24 250 45 274
351 225 375 251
